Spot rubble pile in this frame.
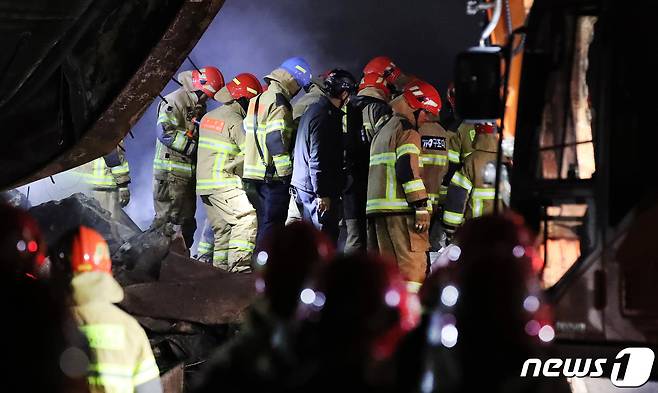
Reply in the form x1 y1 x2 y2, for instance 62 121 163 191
30 193 257 390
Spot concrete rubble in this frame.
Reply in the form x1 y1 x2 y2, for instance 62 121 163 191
29 193 257 391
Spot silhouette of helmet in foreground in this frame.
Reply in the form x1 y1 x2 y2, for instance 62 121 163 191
413 213 558 393
0 203 46 279
256 221 335 320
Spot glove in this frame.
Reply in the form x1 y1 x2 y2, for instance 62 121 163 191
118 187 130 207
414 209 430 233
316 197 331 215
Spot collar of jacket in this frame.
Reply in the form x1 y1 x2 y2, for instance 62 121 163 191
214 85 234 104
474 133 498 152
307 82 326 97
358 87 389 102
317 95 343 117
72 271 124 306
265 68 301 99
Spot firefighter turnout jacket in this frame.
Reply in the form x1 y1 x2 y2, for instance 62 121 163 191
366 114 428 215
72 272 161 393
154 80 206 181
419 119 450 211
243 69 299 182
76 142 130 190
292 82 326 122
448 122 476 165
443 133 499 228
196 88 246 194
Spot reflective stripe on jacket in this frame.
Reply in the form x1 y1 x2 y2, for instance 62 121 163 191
72 272 162 393
443 133 499 227
366 114 428 215
76 142 130 190
153 83 205 180
242 69 299 181
419 120 450 210
196 92 246 195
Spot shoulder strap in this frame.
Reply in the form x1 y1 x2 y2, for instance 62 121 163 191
252 94 267 166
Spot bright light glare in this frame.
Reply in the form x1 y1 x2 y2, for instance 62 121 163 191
441 285 459 307
385 289 401 307
523 295 540 313
538 325 555 342
300 288 316 305
441 324 458 348
256 251 268 266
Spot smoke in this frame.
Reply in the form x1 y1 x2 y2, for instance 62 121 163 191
20 0 481 244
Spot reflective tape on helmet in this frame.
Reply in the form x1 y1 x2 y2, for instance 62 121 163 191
450 171 473 191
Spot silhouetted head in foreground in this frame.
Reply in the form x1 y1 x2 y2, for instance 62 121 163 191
257 221 335 320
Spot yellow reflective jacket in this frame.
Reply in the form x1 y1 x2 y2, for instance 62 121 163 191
76 141 130 190
242 69 299 181
443 133 499 227
196 87 246 195
418 120 450 211
72 272 161 393
292 82 325 122
154 72 206 181
367 114 428 215
447 122 476 164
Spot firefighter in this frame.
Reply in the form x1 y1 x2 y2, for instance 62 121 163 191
418 109 452 250
196 73 261 271
443 123 500 240
366 80 441 292
362 55 414 95
151 66 225 248
443 83 477 184
343 73 393 253
242 57 312 250
51 226 162 393
291 69 356 242
75 141 131 218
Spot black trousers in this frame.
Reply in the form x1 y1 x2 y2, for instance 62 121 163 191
244 180 290 251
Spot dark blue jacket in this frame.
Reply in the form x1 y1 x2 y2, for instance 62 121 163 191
291 96 344 198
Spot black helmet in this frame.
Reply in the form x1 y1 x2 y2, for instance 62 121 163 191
324 69 357 98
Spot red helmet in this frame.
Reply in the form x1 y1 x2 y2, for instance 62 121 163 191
0 204 45 279
69 226 112 275
226 73 263 100
475 123 496 134
358 73 391 98
192 66 225 98
363 56 401 84
403 80 442 116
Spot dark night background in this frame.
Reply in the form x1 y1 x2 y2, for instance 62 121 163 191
20 0 482 247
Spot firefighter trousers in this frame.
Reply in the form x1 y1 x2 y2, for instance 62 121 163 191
152 176 197 248
368 214 429 291
244 180 290 251
201 188 257 271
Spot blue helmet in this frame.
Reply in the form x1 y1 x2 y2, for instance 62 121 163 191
280 57 312 89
